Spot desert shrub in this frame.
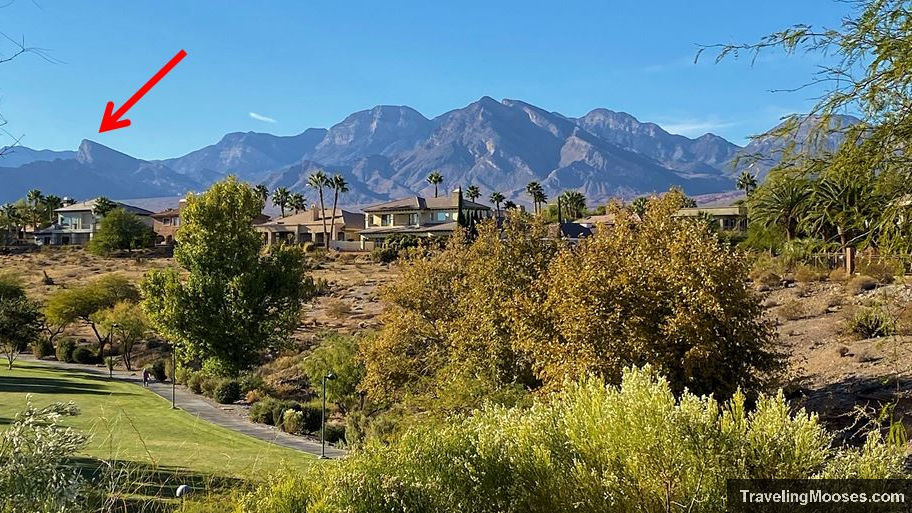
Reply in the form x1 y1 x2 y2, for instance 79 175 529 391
174 366 193 385
201 375 221 398
856 258 901 285
272 400 301 428
55 339 76 363
848 275 878 294
0 401 88 513
224 367 905 513
72 346 97 364
238 373 265 394
324 298 352 319
301 332 365 413
249 399 275 424
150 359 167 381
749 253 787 281
370 246 398 264
794 264 827 283
778 299 807 321
323 422 346 444
282 409 304 434
300 402 323 433
245 389 265 404
187 372 204 394
30 337 54 358
829 267 850 282
849 306 895 339
345 410 368 447
212 379 242 404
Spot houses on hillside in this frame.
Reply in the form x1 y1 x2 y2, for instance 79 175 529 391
29 190 749 250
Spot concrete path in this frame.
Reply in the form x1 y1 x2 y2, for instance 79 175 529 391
21 356 347 459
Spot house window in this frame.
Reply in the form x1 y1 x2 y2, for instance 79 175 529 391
172 217 180 227
382 214 393 226
409 213 419 225
434 212 449 222
163 218 171 225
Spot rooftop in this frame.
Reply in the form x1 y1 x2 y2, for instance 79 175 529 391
56 198 154 216
363 194 490 212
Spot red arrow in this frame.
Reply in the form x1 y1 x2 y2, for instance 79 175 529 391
98 49 188 133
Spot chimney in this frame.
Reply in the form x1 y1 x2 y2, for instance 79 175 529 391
453 187 463 225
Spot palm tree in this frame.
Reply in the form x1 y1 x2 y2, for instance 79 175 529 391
93 197 118 217
526 182 546 214
307 170 331 247
26 189 43 229
272 187 291 217
736 171 758 196
426 171 444 197
489 191 505 215
290 192 306 215
559 190 587 219
328 174 350 248
1 203 21 243
749 172 812 241
630 197 649 218
254 184 270 203
466 184 481 202
42 195 63 224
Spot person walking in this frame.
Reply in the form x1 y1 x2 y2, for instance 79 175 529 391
142 368 149 387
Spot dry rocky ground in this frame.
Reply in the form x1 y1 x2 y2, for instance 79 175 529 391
4 247 912 442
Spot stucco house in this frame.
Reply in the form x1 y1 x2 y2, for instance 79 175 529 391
673 206 748 231
256 208 363 246
359 188 492 243
33 198 154 246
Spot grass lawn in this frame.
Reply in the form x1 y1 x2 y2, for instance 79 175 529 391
0 361 312 479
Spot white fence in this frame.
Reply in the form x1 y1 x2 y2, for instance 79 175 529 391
329 240 376 252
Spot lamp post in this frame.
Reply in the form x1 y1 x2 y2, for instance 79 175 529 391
321 372 336 458
107 323 120 379
171 343 178 409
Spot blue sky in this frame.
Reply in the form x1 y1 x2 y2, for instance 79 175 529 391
1 0 850 160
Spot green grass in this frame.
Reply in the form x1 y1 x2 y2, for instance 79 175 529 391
0 361 312 479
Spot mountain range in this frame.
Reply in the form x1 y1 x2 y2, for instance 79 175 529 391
0 97 859 208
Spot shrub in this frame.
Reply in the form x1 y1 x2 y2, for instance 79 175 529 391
55 339 76 363
212 379 241 404
174 366 193 385
187 372 204 394
72 346 97 364
370 246 398 264
238 373 265 394
150 359 167 381
201 375 221 398
849 306 895 339
272 400 301 427
322 422 346 444
30 338 54 358
829 268 850 282
324 298 352 319
282 409 303 434
245 389 265 404
227 367 905 513
300 402 323 433
250 397 301 426
856 258 901 285
794 264 826 283
752 270 781 288
847 275 878 294
345 410 368 447
249 399 274 424
778 299 807 321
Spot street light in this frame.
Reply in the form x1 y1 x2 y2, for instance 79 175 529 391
107 323 120 379
171 342 180 409
320 372 336 459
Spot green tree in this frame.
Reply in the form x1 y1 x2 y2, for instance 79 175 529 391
301 332 364 413
489 191 505 214
748 169 812 241
465 184 481 202
87 208 154 255
289 192 306 214
512 193 781 399
426 170 444 197
141 177 316 374
92 196 118 217
630 196 649 218
26 188 43 229
94 301 148 371
254 184 270 203
525 182 544 214
45 274 139 354
559 190 586 219
736 171 758 196
307 170 330 247
0 203 21 244
329 174 350 247
0 275 41 369
272 187 291 217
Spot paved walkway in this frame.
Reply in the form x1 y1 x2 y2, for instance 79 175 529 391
21 356 347 459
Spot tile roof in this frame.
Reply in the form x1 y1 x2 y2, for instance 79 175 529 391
55 198 154 216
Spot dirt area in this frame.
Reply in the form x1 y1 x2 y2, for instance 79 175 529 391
767 279 912 443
